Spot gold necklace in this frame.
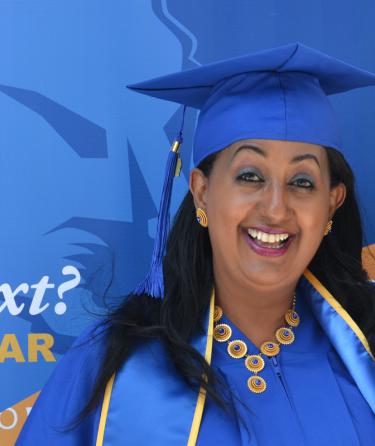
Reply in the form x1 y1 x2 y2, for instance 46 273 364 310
213 295 300 394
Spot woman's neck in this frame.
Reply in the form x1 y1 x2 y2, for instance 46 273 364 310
214 277 297 349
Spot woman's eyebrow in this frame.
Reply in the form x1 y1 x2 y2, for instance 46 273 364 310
231 144 320 168
231 144 266 161
291 154 320 168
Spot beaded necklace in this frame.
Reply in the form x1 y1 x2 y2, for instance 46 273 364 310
213 294 300 394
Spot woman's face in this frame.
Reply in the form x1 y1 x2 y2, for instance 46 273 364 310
190 139 346 291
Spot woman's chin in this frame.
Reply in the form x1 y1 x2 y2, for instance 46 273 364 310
241 262 304 289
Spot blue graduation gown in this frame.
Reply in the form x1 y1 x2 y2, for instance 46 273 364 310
197 286 375 445
16 270 375 445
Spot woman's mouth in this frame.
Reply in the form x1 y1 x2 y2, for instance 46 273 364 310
244 228 295 257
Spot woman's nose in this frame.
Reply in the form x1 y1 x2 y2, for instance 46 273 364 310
258 183 291 223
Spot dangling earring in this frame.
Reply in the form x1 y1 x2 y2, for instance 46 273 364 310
324 219 333 236
196 208 208 227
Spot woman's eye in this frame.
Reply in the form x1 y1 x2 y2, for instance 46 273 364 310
291 177 314 189
237 171 263 182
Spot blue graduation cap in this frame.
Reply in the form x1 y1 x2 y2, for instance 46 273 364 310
128 42 375 299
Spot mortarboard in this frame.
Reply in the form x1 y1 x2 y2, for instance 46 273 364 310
127 42 375 299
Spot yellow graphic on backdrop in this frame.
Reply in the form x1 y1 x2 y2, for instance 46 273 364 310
0 333 56 363
0 392 39 445
362 244 375 280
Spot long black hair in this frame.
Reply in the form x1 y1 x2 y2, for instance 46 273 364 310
79 146 375 420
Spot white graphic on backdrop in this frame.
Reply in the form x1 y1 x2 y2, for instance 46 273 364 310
0 266 81 316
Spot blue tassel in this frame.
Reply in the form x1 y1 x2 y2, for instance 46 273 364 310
134 107 186 299
134 145 180 298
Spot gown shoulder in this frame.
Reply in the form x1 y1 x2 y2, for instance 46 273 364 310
16 321 109 446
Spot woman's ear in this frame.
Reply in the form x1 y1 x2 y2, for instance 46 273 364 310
329 182 347 219
189 168 209 210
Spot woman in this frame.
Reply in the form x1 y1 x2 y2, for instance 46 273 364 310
17 42 375 445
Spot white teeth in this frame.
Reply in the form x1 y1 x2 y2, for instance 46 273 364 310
247 228 290 244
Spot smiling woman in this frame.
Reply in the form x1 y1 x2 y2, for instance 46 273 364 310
189 139 347 347
17 43 375 446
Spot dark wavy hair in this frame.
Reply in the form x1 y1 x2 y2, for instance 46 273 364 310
79 146 375 420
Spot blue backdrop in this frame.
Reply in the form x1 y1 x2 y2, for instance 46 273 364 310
1 1 374 444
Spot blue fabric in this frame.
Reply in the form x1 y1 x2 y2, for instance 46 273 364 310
102 301 211 445
16 281 375 445
15 323 106 445
300 275 375 411
104 341 198 445
127 42 375 166
197 284 375 445
193 70 340 166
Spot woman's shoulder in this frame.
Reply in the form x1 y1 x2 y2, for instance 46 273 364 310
16 319 110 445
67 319 110 362
47 319 110 388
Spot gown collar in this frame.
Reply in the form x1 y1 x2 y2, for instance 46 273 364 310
300 269 375 411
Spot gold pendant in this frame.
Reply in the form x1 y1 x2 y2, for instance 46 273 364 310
248 375 267 393
245 355 265 372
275 327 295 345
213 323 232 342
285 309 300 327
214 305 223 322
260 341 280 357
227 340 247 358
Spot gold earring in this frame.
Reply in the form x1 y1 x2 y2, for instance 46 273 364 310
324 219 333 236
196 208 208 227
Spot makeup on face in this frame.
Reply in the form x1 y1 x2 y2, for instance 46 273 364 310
224 141 326 259
203 139 332 291
244 226 296 257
